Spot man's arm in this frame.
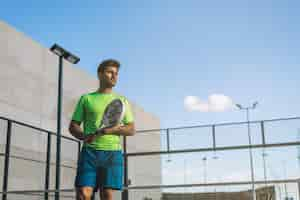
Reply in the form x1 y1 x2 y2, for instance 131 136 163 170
68 120 85 140
102 122 135 136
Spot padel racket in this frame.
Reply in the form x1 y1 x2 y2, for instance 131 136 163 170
94 98 125 136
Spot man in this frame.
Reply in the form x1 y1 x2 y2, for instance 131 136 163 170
69 59 135 200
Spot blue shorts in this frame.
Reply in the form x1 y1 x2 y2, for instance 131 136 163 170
75 147 124 190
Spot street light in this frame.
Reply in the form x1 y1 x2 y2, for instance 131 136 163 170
50 44 80 64
236 102 258 200
50 44 80 200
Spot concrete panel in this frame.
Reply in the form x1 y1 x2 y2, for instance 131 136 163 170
42 50 59 85
0 53 43 115
0 119 8 150
0 101 42 128
0 21 44 76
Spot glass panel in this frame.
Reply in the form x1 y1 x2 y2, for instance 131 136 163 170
0 155 4 191
215 122 262 147
127 130 163 153
162 150 252 185
170 126 212 150
7 156 45 191
252 146 300 181
60 138 78 167
264 118 300 144
128 154 162 186
10 123 47 161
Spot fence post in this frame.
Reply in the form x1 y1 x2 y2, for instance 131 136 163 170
2 120 12 200
261 121 266 145
122 136 129 200
212 125 216 149
298 180 300 200
77 141 81 164
44 132 51 200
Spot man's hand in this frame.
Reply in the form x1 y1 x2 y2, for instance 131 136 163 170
69 120 85 140
83 134 97 144
84 129 106 143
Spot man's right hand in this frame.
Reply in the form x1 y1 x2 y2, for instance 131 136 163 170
83 134 97 144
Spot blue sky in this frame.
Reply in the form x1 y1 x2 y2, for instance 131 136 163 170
1 0 300 128
1 1 300 196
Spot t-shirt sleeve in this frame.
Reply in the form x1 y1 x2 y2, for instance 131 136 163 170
122 98 134 124
71 95 85 122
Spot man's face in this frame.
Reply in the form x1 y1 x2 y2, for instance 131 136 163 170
98 66 119 87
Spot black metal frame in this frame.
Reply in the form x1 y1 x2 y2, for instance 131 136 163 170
0 116 80 200
2 121 11 200
122 116 300 199
55 53 63 200
1 116 300 200
122 136 129 200
126 116 300 156
44 132 51 200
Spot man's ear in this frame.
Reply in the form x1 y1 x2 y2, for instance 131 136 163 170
97 71 102 79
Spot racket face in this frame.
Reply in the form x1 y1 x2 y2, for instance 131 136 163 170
101 99 124 128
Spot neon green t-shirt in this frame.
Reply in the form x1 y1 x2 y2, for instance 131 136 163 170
71 92 134 150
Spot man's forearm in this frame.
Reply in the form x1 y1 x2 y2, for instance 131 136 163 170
69 123 85 140
103 123 135 136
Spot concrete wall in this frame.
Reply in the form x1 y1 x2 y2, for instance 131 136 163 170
0 20 161 200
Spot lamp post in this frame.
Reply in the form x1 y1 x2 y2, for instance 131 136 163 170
262 150 268 185
212 153 218 199
283 160 289 200
202 156 207 185
50 44 80 200
201 156 207 194
184 158 187 195
236 102 258 200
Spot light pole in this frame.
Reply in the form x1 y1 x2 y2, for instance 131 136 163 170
202 156 207 185
297 129 300 173
236 102 258 200
262 150 268 185
50 44 80 200
283 160 288 200
184 158 187 195
202 156 207 194
212 153 218 200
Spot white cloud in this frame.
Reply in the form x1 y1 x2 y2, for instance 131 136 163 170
184 94 234 112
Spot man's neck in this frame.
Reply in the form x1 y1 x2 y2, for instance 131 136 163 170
97 87 113 94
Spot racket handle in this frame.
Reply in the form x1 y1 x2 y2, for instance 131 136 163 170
95 128 104 136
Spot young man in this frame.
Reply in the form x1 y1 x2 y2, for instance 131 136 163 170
69 59 135 200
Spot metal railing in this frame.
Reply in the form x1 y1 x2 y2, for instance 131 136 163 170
0 116 80 200
1 116 300 200
122 116 300 200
